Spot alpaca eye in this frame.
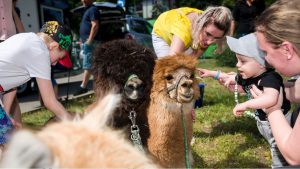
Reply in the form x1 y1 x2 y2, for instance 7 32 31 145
165 75 173 81
190 74 194 79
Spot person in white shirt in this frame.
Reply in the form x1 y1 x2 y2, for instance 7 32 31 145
0 21 73 154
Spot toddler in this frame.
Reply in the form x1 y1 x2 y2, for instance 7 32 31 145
198 33 291 168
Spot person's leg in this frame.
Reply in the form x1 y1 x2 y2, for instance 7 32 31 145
257 120 288 168
81 70 91 88
2 90 16 115
74 43 93 96
0 144 4 158
10 97 22 128
2 90 21 128
152 32 170 58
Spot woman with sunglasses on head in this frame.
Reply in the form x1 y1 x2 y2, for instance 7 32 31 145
251 0 300 165
152 6 234 58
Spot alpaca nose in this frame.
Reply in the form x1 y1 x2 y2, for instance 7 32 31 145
124 75 144 100
180 79 193 89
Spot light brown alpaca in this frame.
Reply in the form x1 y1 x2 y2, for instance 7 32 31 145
147 54 200 168
0 94 159 168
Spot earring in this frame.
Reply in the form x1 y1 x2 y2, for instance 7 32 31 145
192 43 199 50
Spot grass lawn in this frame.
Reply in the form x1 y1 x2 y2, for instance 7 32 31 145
193 58 271 168
21 59 271 168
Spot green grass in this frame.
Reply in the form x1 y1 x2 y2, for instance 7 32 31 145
194 59 271 168
22 95 95 130
21 59 271 168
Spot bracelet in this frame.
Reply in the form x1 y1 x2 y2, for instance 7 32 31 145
214 70 221 80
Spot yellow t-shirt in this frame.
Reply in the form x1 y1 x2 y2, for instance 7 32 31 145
153 7 203 49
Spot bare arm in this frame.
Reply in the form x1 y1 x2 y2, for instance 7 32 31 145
169 35 185 56
233 87 279 116
12 6 25 33
169 35 206 58
268 110 300 165
251 86 300 164
86 20 99 45
197 68 231 79
190 48 205 58
197 69 243 93
36 78 71 120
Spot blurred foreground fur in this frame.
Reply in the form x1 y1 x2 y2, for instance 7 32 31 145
0 94 159 168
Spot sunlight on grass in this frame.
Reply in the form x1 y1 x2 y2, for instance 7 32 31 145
192 58 271 167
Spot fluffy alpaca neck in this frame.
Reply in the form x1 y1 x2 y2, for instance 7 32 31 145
147 94 194 167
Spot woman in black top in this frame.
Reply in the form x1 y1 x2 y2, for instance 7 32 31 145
233 0 258 38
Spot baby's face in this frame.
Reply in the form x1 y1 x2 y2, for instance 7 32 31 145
235 54 266 79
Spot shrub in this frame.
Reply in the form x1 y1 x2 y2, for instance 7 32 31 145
215 47 237 67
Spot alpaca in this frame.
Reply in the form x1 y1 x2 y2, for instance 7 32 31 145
0 94 159 168
90 39 156 147
147 54 199 168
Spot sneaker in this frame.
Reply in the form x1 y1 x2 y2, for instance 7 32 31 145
74 87 88 96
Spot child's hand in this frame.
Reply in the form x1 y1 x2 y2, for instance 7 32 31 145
224 74 236 88
197 68 213 78
233 103 247 117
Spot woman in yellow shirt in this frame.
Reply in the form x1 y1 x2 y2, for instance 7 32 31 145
152 6 234 58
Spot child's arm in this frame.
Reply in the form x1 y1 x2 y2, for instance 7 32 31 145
197 69 243 92
36 78 72 120
197 68 228 79
233 86 279 116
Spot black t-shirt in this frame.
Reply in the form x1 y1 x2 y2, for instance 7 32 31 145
80 5 101 42
236 69 291 120
233 0 258 35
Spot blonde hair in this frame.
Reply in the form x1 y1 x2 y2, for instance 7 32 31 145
191 6 233 54
36 32 55 44
255 0 300 52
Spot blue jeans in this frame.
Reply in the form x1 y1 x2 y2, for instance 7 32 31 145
257 113 291 168
82 41 98 70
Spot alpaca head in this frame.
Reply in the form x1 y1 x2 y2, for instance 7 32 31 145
0 94 159 168
92 39 156 111
152 54 199 103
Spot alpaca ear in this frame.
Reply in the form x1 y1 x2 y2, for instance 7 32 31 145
82 93 121 129
0 130 55 168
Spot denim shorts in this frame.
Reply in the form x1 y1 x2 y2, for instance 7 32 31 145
82 42 98 70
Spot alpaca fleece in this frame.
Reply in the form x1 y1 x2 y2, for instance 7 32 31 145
147 54 200 168
0 94 159 168
91 39 157 146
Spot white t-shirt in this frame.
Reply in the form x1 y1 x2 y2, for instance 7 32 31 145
0 32 51 92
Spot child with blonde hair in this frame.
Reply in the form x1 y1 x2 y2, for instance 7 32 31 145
0 21 73 155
